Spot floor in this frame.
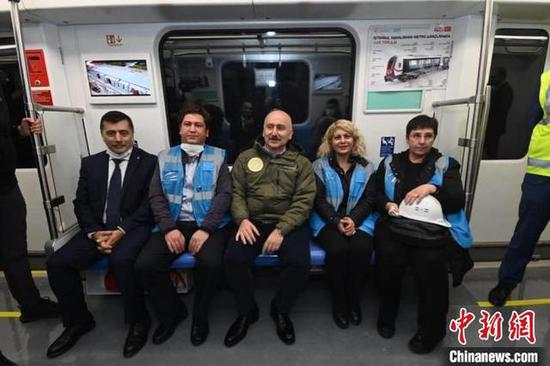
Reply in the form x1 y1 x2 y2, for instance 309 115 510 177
1 264 549 366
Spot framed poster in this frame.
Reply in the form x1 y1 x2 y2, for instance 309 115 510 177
82 54 156 104
365 24 452 113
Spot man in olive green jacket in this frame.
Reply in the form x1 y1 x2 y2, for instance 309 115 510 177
224 110 316 348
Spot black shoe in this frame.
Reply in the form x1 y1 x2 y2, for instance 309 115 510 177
46 321 95 358
123 321 150 358
332 311 349 329
270 303 295 345
19 297 60 323
488 283 514 307
152 305 188 345
0 351 17 366
190 320 209 346
224 305 259 347
377 319 395 339
408 332 445 354
349 304 362 326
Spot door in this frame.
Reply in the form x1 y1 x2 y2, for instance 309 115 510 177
470 27 550 244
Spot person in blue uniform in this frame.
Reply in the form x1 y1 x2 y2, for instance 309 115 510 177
488 71 550 306
310 119 377 329
135 104 231 346
373 115 473 354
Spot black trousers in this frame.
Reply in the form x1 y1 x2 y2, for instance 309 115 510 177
0 185 41 308
224 222 310 315
135 222 228 325
316 225 373 311
375 219 449 340
47 226 151 327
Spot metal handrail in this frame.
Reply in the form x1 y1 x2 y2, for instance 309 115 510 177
34 104 85 114
432 96 476 108
464 0 494 220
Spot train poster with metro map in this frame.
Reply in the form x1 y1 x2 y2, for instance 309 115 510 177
367 24 453 91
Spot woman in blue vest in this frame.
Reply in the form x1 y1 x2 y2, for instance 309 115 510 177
310 119 377 329
373 115 472 354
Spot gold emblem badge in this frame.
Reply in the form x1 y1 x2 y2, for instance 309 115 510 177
247 157 264 172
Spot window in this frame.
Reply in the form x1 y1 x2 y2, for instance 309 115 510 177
483 28 548 160
160 29 355 162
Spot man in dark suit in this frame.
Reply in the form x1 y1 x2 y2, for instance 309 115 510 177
46 111 157 359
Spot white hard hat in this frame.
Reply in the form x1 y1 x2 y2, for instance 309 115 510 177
398 195 451 228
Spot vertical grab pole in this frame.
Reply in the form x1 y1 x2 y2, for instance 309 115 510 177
9 0 59 239
463 0 494 219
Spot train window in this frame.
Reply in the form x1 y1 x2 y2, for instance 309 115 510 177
160 29 355 162
483 28 548 160
0 38 36 168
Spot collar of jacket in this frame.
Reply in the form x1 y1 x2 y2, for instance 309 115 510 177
390 148 442 183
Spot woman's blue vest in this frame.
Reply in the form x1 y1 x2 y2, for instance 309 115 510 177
383 155 473 248
154 144 231 232
310 157 379 237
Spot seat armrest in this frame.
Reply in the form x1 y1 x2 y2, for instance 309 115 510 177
44 225 81 257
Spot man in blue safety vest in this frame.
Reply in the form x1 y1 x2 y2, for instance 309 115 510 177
135 104 232 347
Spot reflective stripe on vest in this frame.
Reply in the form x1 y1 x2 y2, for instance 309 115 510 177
527 71 550 177
309 157 379 237
155 145 230 231
382 155 473 248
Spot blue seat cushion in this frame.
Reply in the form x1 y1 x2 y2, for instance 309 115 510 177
88 242 326 270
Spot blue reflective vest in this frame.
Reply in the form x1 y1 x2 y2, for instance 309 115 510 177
154 144 230 232
310 157 379 237
383 155 473 248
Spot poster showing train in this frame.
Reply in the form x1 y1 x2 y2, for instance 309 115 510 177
85 59 151 96
367 24 453 90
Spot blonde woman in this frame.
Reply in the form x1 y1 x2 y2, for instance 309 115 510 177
310 120 378 329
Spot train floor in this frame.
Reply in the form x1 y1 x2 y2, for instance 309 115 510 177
1 264 550 366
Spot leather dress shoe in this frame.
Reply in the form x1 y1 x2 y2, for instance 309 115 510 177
349 304 362 326
123 321 150 358
270 304 295 345
408 332 445 354
47 321 95 358
488 283 514 307
332 311 349 329
152 306 188 345
224 305 259 347
0 350 18 366
19 297 60 323
190 320 209 346
376 319 395 339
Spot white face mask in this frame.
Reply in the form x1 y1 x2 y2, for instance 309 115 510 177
180 143 204 157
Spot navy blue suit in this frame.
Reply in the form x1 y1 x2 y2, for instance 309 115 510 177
47 148 157 327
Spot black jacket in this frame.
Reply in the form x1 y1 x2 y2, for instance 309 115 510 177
73 148 157 235
374 148 466 216
0 87 19 195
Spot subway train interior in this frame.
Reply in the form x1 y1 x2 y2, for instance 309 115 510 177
0 0 549 365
